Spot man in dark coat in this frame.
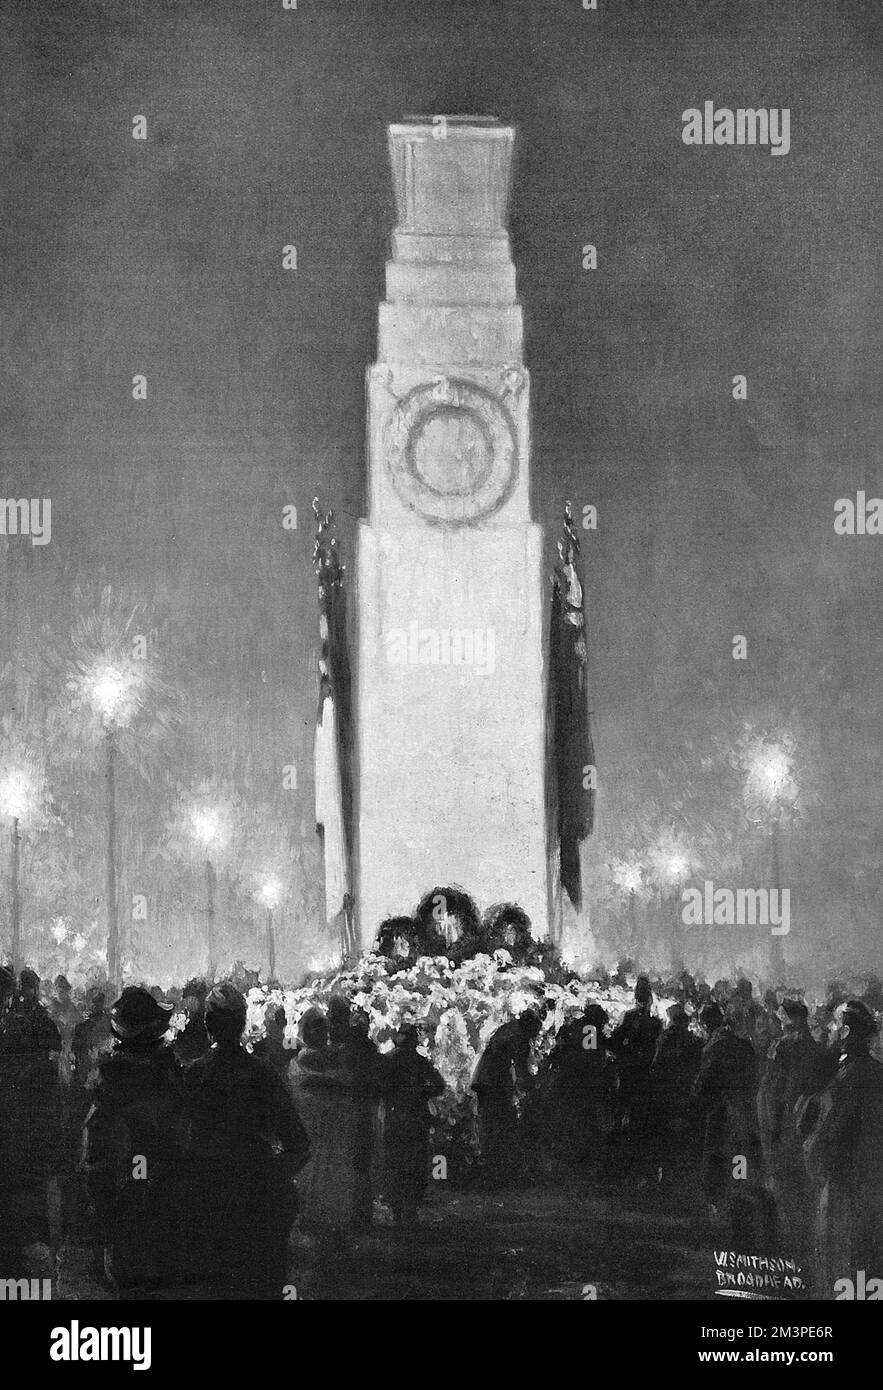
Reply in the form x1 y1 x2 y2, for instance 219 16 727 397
183 983 310 1298
757 998 823 1260
0 965 19 1266
80 985 184 1295
610 976 662 1174
381 1023 444 1225
172 977 211 1068
540 1003 616 1171
471 1010 541 1184
0 967 63 1258
340 1005 385 1228
72 987 112 1088
649 1003 703 1189
692 1002 763 1222
798 999 883 1297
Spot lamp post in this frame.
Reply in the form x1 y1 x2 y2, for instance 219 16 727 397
661 852 690 973
746 743 795 978
82 662 143 991
191 808 225 980
257 877 282 981
0 768 36 972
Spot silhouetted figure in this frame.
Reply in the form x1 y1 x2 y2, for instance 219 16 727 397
649 1003 703 1189
692 1002 763 1224
610 977 662 1174
341 1005 384 1228
0 967 62 1259
50 975 82 1088
71 988 112 1086
0 965 18 1265
729 978 762 1048
289 1007 358 1232
253 1003 291 1077
381 1023 444 1225
754 989 783 1074
540 1003 616 1171
81 985 184 1295
471 1010 541 1184
184 983 309 1297
757 999 822 1260
798 999 883 1297
172 978 211 1068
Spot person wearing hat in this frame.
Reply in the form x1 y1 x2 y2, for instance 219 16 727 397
172 977 211 1069
798 998 883 1296
80 985 185 1294
379 1021 444 1226
470 1009 542 1186
756 998 825 1261
692 999 762 1222
182 983 310 1297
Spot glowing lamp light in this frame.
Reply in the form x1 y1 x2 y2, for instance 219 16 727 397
752 747 791 799
0 769 35 821
82 660 143 727
258 878 282 910
191 807 222 848
612 861 642 895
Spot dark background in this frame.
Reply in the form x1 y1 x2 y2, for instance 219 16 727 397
1 0 881 985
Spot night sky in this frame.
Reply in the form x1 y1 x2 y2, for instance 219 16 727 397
2 0 881 985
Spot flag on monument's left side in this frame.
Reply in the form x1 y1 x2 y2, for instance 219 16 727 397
313 500 354 945
548 500 595 912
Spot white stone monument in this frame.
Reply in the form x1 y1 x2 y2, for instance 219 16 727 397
356 117 549 949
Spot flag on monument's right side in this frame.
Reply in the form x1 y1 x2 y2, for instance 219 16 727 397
312 500 354 947
548 500 595 911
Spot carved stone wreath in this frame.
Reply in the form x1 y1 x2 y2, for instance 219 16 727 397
385 377 518 524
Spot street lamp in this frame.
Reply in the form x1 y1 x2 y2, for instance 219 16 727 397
660 851 691 971
257 877 283 982
612 859 644 954
0 765 40 972
80 658 144 991
746 741 796 976
190 806 227 980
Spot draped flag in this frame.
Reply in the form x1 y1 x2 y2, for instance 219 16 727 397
313 500 355 955
548 500 595 915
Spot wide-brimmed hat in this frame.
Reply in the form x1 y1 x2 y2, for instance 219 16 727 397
110 985 172 1041
840 998 878 1041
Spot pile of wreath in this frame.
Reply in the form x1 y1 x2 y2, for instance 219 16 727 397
374 887 548 968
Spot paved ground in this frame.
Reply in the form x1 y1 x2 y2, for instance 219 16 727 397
289 1176 717 1301
43 1168 723 1301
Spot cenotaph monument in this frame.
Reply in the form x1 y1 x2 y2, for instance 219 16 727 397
356 117 549 948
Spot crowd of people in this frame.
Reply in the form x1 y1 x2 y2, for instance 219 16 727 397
0 958 880 1300
0 964 444 1298
507 973 883 1297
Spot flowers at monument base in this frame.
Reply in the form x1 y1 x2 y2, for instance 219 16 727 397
170 952 675 1167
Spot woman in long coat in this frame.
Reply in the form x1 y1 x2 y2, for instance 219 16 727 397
288 1007 358 1232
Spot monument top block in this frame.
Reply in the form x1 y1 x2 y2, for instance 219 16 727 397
388 116 515 237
